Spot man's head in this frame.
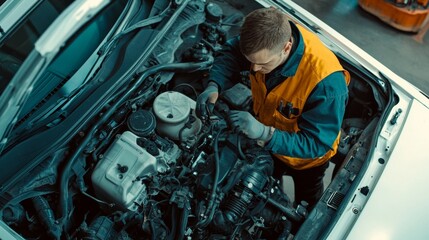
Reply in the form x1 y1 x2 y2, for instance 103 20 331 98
240 8 293 74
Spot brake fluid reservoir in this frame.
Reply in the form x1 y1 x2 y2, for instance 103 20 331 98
91 131 156 211
153 91 201 141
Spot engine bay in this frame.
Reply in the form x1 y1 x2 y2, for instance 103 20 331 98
0 0 386 239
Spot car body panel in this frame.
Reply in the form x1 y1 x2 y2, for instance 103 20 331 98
334 99 429 240
0 220 24 240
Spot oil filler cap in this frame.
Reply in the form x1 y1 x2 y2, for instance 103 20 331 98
206 3 223 22
127 110 156 137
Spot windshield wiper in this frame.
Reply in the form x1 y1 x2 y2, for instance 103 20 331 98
98 2 172 56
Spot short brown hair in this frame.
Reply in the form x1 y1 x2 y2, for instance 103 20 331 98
239 8 292 56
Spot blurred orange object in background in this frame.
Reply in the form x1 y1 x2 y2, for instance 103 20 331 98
358 0 429 32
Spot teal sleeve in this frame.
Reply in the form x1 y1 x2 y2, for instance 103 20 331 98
207 36 250 91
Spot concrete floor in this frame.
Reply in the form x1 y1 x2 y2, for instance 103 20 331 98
292 0 429 95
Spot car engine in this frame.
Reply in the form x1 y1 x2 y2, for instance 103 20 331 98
1 87 307 239
85 92 307 239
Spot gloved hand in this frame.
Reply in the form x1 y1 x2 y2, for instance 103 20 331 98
229 110 273 141
196 82 219 121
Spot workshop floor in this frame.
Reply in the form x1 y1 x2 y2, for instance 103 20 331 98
292 0 429 95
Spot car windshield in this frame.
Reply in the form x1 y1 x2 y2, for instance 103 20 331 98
1 0 127 142
0 0 73 94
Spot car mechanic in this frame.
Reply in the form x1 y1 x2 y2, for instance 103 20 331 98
196 7 350 209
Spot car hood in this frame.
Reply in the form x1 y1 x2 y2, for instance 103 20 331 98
346 99 429 239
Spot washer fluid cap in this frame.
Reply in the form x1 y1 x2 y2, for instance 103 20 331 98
153 91 201 141
153 91 191 123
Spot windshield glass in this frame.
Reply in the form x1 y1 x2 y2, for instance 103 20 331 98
3 0 127 139
0 0 74 94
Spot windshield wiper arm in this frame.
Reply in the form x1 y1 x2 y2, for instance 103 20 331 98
98 2 172 55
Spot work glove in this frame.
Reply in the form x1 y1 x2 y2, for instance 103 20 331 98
229 110 273 142
196 82 219 121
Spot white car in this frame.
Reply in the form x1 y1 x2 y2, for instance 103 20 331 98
0 0 428 239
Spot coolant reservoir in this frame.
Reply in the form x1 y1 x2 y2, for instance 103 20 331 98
91 131 156 211
153 91 201 142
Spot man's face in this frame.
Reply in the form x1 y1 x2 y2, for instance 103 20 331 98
244 41 292 74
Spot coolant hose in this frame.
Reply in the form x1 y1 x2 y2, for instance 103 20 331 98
32 196 61 240
177 204 190 240
168 206 177 240
258 192 304 223
196 128 222 228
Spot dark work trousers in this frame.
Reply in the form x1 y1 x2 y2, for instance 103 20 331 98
272 158 329 210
